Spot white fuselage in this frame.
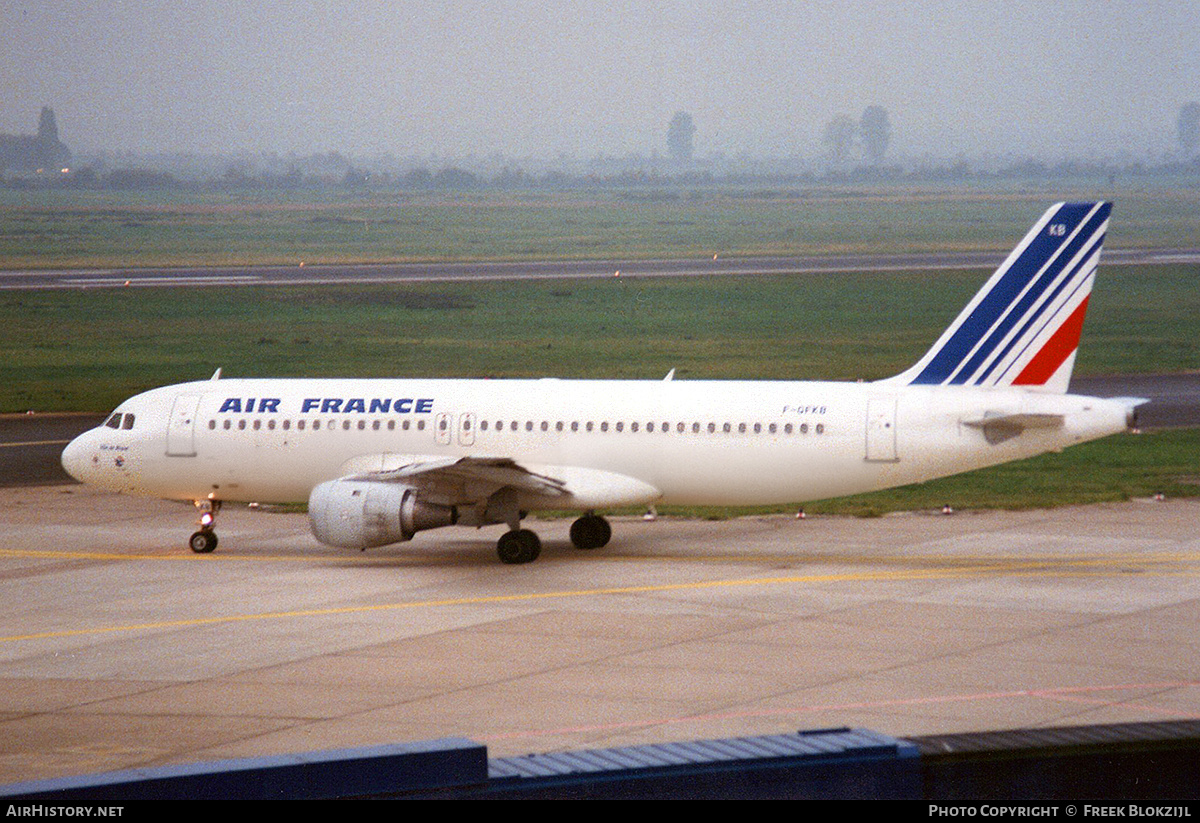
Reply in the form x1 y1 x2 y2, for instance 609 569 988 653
61 376 1132 511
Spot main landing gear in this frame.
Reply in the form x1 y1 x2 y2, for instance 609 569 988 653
188 498 221 554
569 513 612 550
496 528 541 564
494 512 613 565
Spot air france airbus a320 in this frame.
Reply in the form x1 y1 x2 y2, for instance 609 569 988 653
62 202 1142 564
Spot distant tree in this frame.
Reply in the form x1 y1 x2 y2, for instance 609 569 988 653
37 107 59 143
495 166 527 188
860 105 892 163
432 167 479 189
34 106 70 170
401 168 432 188
821 114 857 165
342 167 369 188
104 168 178 190
1178 102 1200 155
666 111 696 162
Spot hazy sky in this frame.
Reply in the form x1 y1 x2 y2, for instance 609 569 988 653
3 1 1198 159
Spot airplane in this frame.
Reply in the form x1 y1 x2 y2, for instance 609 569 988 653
61 201 1143 564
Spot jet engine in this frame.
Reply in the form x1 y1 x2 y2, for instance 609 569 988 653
308 479 458 549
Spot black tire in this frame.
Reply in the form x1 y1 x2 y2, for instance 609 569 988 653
189 530 217 554
497 529 541 564
570 515 612 550
516 529 541 562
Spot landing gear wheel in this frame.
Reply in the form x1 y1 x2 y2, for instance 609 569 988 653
189 530 218 554
497 528 541 564
570 514 612 550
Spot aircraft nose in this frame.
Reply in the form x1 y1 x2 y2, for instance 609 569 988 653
61 433 91 483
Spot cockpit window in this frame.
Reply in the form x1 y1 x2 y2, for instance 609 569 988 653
122 414 135 430
105 413 122 429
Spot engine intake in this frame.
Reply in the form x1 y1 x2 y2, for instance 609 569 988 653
308 480 458 549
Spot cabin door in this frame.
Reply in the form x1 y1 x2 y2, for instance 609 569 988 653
166 394 201 457
865 396 899 462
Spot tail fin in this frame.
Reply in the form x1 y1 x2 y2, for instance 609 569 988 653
884 201 1110 393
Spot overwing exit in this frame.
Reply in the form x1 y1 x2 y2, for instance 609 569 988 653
62 202 1143 563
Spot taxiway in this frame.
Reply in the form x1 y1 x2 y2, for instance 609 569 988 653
0 485 1196 785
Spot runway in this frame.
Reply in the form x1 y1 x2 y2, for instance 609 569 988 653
2 247 1199 290
0 484 1197 785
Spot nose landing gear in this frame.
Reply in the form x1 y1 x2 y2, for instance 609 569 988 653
189 498 221 554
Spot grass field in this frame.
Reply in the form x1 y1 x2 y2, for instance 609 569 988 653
3 264 1197 413
3 184 1200 269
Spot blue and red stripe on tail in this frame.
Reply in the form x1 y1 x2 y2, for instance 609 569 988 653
885 202 1111 394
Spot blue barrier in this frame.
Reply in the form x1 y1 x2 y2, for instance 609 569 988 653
0 737 488 801
5 721 1196 800
477 726 922 799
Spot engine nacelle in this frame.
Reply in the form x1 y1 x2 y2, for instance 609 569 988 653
308 479 458 549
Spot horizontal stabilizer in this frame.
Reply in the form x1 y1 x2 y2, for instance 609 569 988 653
961 412 1064 430
1109 396 1151 409
962 411 1064 445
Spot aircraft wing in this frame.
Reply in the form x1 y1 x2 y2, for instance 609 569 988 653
338 453 659 509
347 455 571 499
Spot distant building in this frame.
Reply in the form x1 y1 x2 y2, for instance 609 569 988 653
0 107 71 173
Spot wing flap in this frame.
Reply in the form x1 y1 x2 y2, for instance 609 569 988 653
357 456 570 497
338 453 659 509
